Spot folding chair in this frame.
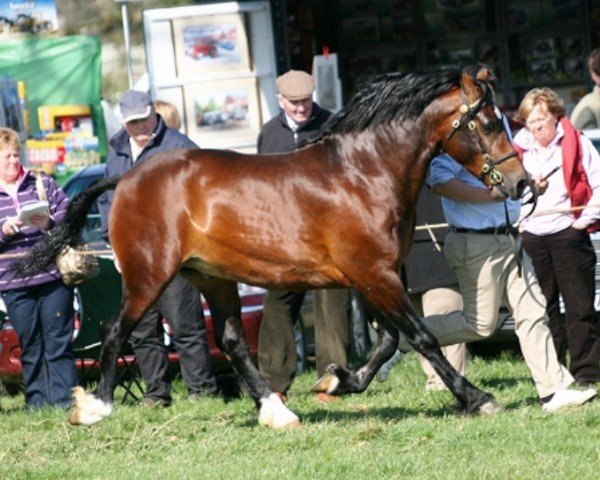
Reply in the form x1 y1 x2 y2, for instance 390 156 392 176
73 256 144 404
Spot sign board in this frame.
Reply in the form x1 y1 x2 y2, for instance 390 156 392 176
0 0 59 35
143 1 279 153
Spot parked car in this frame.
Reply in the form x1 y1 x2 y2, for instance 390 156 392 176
0 165 265 393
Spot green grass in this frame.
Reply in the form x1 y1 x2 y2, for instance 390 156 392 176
1 352 599 479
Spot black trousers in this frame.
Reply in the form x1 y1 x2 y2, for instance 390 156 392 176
258 289 350 393
130 274 217 402
522 227 600 384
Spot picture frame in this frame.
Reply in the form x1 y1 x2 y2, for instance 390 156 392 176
530 38 555 60
183 78 261 148
561 36 582 59
530 58 557 81
562 57 584 79
173 13 250 76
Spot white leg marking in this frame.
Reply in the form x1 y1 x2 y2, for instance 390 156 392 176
325 375 340 394
69 386 114 426
258 393 301 429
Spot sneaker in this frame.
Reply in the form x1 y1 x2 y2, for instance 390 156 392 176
376 350 404 383
542 388 597 412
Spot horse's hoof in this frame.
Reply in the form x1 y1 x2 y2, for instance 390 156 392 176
258 393 301 430
478 400 503 416
69 386 113 426
310 372 340 394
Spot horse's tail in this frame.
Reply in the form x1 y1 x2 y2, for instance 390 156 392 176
11 176 120 278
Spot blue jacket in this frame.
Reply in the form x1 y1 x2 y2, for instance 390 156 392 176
0 171 69 291
98 115 198 241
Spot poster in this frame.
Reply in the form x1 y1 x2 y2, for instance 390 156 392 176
183 78 261 148
173 13 250 76
0 0 58 35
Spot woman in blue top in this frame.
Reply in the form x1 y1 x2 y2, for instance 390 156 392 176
0 127 76 409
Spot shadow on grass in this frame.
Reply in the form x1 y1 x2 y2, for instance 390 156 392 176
477 375 530 389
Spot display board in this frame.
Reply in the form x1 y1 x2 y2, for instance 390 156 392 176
143 1 279 153
0 36 105 151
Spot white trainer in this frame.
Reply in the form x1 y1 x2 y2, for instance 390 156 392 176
376 350 403 382
542 388 597 412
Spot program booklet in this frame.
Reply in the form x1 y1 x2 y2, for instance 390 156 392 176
18 201 50 226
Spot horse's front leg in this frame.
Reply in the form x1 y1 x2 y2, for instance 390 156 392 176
201 280 301 430
314 274 500 415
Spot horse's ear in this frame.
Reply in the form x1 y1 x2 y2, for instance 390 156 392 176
476 68 489 81
460 70 478 97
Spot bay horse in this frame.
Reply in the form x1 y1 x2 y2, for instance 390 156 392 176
15 66 527 428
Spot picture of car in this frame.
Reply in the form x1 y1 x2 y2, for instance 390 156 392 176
200 110 228 125
190 40 217 59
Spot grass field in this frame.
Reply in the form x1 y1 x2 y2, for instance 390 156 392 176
1 352 599 479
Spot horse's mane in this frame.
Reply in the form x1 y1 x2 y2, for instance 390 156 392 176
310 65 466 142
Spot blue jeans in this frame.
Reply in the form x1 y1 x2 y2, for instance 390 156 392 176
2 281 77 408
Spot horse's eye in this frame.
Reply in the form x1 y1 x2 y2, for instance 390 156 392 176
482 118 503 134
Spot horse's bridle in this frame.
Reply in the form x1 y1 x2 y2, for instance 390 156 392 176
442 89 519 187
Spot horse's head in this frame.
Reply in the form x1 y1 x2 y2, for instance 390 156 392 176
440 67 527 200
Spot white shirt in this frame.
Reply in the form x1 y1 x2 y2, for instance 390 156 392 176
515 122 600 235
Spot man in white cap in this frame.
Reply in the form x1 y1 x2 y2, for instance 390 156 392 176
257 70 351 402
98 90 218 406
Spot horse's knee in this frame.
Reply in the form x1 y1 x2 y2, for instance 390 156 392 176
410 329 441 355
222 316 245 354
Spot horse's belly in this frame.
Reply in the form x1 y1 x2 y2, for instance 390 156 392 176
182 255 344 290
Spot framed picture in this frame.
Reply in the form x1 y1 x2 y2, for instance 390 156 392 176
530 38 555 59
173 13 250 76
562 57 584 79
183 78 261 148
530 58 557 81
561 36 582 58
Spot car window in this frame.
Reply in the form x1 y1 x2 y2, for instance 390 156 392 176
62 171 103 244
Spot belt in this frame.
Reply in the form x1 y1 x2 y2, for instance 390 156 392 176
449 225 511 235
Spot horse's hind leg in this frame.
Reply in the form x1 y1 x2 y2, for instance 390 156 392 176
199 279 301 429
312 311 400 395
70 279 164 425
70 309 128 425
315 274 500 415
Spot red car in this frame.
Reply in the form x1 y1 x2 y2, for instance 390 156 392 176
0 283 265 394
190 40 217 59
